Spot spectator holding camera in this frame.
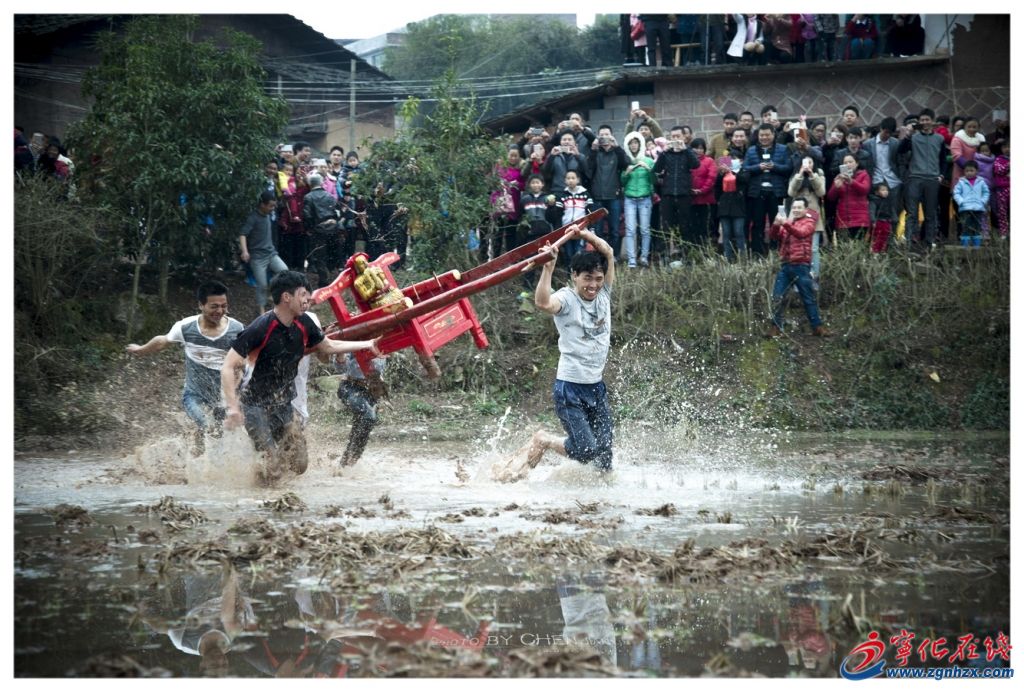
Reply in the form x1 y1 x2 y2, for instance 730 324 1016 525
585 125 629 259
654 126 701 256
744 123 793 255
542 131 587 195
624 107 663 142
567 113 596 153
788 156 827 278
827 153 871 240
716 128 750 261
829 127 875 181
728 13 765 65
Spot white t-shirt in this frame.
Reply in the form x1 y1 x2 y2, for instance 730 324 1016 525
552 284 612 384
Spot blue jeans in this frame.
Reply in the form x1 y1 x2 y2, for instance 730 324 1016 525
337 381 379 464
771 263 822 329
624 195 652 266
250 252 288 310
720 216 746 261
592 197 623 258
849 37 875 59
553 379 613 471
182 389 223 430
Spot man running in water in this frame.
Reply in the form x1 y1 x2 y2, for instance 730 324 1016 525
494 224 615 482
126 280 243 452
221 271 380 484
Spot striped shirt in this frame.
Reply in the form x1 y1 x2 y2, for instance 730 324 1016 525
166 315 245 405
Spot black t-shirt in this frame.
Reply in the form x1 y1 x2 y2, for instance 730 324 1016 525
231 311 325 406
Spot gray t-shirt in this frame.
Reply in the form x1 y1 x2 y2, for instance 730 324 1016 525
166 315 245 405
552 284 611 384
240 210 275 257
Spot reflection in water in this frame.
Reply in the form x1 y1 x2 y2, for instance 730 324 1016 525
13 434 1009 677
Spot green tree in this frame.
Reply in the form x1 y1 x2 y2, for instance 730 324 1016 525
353 72 503 270
67 15 288 336
383 14 618 84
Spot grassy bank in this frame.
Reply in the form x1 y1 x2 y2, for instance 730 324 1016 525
14 219 1009 446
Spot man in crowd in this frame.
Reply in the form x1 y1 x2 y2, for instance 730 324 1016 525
585 125 629 260
898 108 948 248
653 125 700 253
221 271 381 484
126 280 244 452
239 190 288 312
863 117 905 211
744 124 793 255
708 112 740 160
302 172 341 289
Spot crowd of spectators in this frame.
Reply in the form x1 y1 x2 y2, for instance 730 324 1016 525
622 14 926 67
492 103 1009 282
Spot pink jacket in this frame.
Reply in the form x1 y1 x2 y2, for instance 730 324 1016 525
950 133 980 188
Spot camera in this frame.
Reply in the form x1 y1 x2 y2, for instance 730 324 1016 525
529 127 544 136
599 135 612 145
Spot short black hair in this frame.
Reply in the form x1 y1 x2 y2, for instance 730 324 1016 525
598 123 613 133
963 160 979 171
878 117 897 132
293 140 311 151
346 151 359 160
670 125 685 134
874 182 890 192
270 271 312 305
723 112 739 122
918 108 936 120
843 105 860 117
792 196 809 207
847 127 863 138
740 111 755 119
259 190 276 205
757 123 776 134
197 280 228 304
526 174 545 185
329 145 344 154
570 250 608 276
761 105 777 117
691 137 707 150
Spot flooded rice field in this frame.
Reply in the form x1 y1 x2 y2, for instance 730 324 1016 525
14 428 1010 677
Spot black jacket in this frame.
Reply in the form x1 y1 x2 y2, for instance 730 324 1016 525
653 147 700 196
302 188 339 232
584 145 629 199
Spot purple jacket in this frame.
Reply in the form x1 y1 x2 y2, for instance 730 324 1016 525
973 152 996 188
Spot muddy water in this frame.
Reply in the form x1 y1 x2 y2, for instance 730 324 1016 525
14 430 1010 677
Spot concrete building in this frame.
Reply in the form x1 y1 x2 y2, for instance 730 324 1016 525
481 15 1008 140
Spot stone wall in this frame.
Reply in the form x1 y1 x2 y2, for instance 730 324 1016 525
584 58 1007 143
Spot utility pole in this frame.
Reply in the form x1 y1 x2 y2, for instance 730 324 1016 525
349 59 356 153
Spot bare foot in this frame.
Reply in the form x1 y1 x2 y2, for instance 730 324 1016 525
492 430 558 483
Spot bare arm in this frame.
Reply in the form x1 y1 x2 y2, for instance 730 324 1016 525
221 348 246 429
125 334 171 356
315 336 382 357
238 235 250 263
534 246 563 315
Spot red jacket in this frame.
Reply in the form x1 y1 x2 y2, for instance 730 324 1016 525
691 154 717 205
770 214 816 265
826 169 871 228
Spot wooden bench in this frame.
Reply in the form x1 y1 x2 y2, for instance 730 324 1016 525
671 42 701 66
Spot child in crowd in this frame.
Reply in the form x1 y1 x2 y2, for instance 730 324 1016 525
869 182 896 253
953 161 990 242
555 170 594 261
992 141 1010 239
341 151 361 184
973 141 996 237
